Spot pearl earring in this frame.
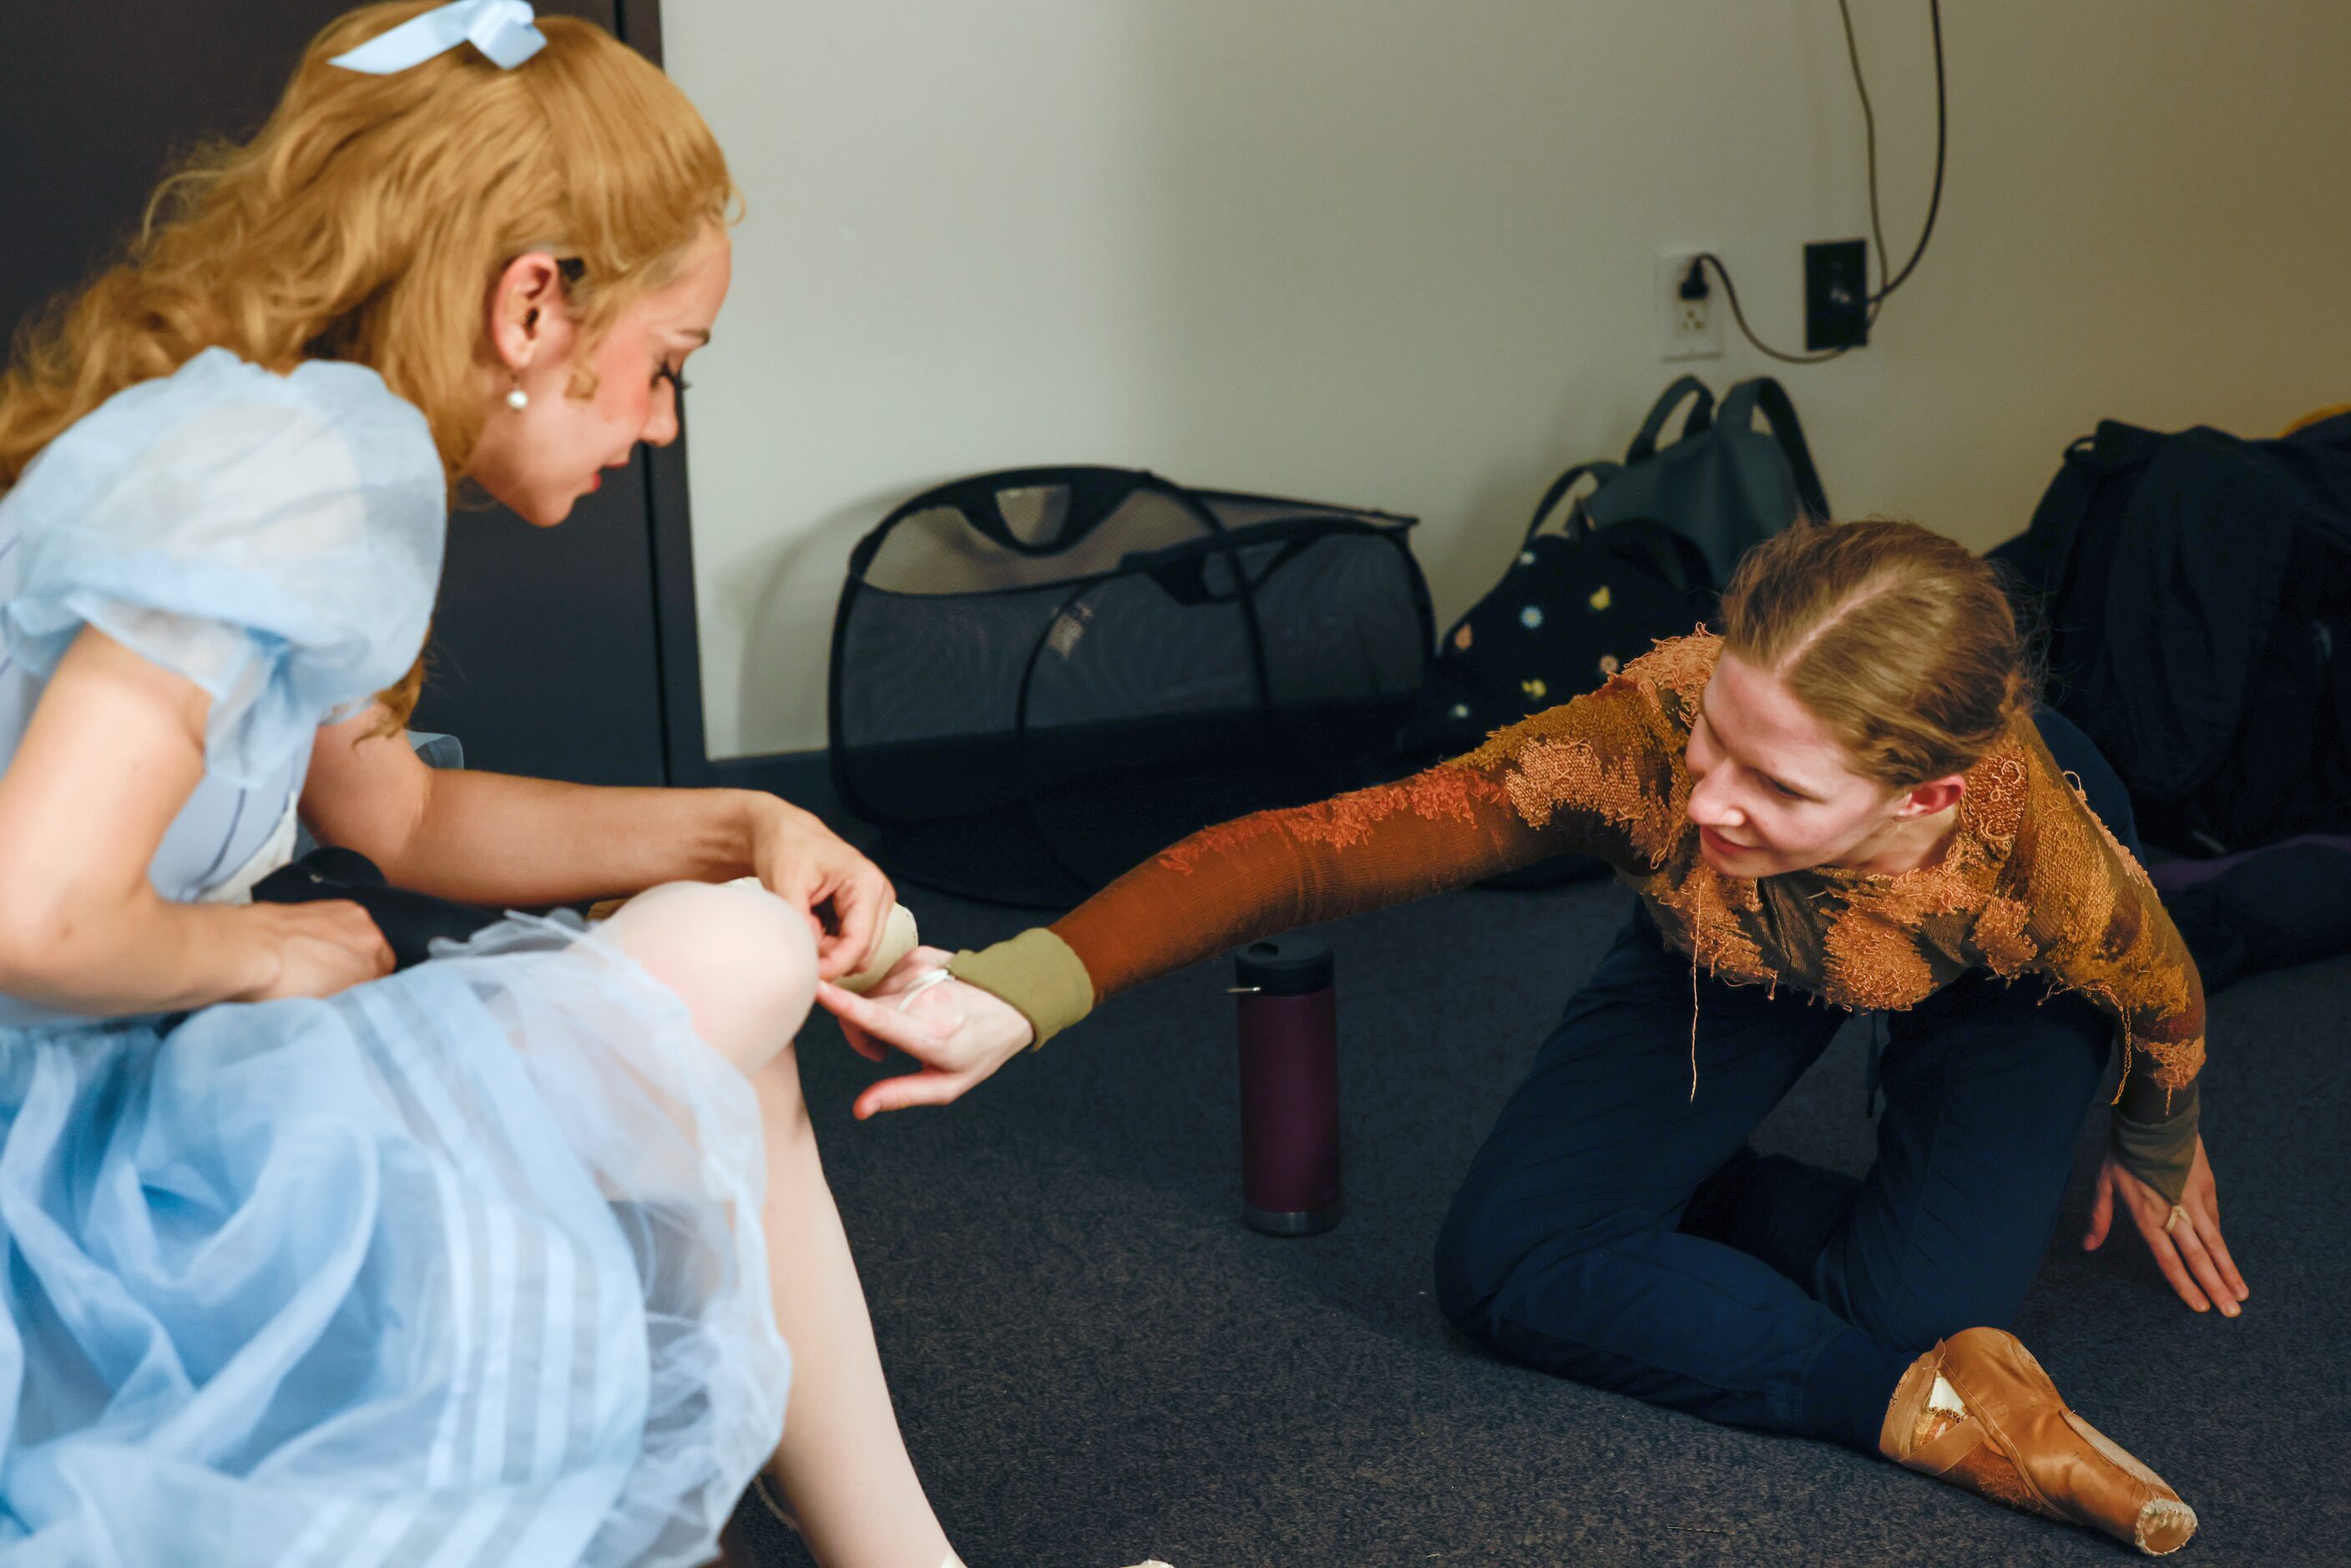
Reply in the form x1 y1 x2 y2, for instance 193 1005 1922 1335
505 385 530 412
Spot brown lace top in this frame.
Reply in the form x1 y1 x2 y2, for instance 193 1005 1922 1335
952 632 2207 1199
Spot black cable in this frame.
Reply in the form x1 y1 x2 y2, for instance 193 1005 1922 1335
1873 0 1945 301
1694 251 1847 365
1703 0 1946 362
1839 0 1893 315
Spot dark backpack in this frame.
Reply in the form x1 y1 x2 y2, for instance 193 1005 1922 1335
1397 472 1715 760
1990 413 2351 855
1394 468 1721 889
1399 373 1829 760
1574 375 1833 587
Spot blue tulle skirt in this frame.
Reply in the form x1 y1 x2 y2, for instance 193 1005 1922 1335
0 914 789 1567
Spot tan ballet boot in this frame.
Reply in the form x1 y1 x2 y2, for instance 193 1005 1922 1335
1881 1327 2197 1555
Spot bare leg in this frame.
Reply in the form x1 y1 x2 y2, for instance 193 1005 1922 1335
604 883 961 1568
752 1045 959 1568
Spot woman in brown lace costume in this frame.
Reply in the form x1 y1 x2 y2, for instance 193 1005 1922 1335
822 518 2244 1555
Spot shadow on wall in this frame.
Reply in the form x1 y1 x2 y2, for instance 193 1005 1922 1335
736 480 960 756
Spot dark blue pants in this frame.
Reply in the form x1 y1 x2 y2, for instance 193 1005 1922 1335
1432 712 2139 1454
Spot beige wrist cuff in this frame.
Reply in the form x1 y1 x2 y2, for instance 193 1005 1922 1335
948 928 1095 1050
2110 1081 2200 1206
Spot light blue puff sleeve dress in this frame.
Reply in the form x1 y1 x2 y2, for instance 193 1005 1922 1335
0 351 788 1567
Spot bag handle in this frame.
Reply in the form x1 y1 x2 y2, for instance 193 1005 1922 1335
1717 377 1833 521
2037 425 2147 588
847 466 1218 579
1522 461 1622 545
1625 376 1716 464
964 467 1217 556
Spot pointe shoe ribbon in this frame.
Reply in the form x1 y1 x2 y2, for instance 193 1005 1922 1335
1883 1328 2197 1556
835 898 920 994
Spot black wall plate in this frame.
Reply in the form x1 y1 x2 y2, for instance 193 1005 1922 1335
1805 239 1870 351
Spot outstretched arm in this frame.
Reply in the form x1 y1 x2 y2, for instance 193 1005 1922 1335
822 659 1698 1115
1014 734 1675 1016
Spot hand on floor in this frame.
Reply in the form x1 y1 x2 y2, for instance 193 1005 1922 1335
2084 1135 2248 1317
817 947 1036 1118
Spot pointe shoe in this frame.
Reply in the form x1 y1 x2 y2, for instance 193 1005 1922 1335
1882 1328 2197 1555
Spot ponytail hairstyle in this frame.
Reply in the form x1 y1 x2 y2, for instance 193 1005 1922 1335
1716 517 2039 790
0 1 738 726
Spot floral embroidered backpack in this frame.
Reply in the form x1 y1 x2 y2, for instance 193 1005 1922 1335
1397 466 1716 762
1400 375 1831 761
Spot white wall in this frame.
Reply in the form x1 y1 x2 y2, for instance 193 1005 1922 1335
667 1 2351 761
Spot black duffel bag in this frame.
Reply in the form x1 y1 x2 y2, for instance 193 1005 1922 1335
830 467 1433 907
1990 411 2351 855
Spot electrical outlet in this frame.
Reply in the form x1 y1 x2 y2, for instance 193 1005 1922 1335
1804 239 1870 350
1656 249 1722 362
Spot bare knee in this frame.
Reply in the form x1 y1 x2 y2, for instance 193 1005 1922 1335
603 881 817 1075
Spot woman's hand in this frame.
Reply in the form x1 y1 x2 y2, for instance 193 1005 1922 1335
746 800 894 983
2083 1135 2248 1317
239 899 395 1001
814 946 1035 1119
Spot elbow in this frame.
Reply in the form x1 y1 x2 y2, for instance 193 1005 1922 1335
0 865 159 999
302 778 432 888
306 820 406 884
0 895 83 1001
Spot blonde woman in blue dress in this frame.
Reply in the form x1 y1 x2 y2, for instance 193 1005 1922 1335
0 5 988 1564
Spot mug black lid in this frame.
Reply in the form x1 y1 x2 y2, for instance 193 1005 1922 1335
1233 933 1333 995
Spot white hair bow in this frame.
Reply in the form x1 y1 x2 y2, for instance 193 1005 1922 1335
329 0 548 73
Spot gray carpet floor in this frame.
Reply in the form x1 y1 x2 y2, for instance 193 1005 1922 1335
735 873 2349 1567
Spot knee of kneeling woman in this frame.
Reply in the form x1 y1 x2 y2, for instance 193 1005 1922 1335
1432 1185 1504 1334
604 881 818 1076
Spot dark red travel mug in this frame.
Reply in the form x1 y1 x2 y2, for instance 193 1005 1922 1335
1232 935 1342 1236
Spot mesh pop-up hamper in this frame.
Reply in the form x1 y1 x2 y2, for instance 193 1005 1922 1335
829 467 1433 906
